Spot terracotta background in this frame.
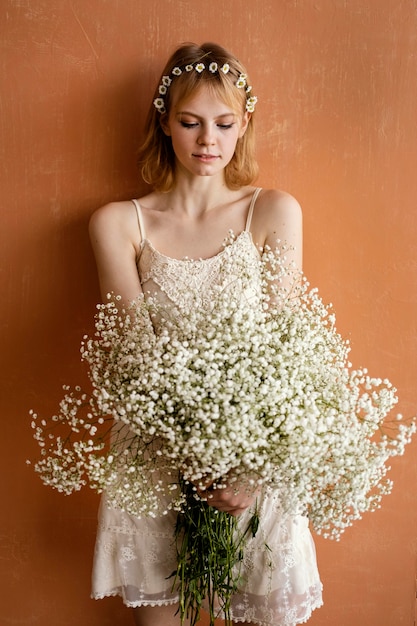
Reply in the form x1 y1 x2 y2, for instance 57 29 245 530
1 1 417 625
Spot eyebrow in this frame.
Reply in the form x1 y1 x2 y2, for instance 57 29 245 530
176 111 236 120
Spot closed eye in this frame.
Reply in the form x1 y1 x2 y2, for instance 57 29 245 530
179 121 235 130
180 121 199 128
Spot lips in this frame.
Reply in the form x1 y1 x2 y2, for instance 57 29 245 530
192 154 219 161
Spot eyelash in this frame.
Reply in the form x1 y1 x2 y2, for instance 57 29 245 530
180 122 234 130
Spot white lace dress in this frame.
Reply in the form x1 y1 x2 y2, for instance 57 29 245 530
91 189 323 625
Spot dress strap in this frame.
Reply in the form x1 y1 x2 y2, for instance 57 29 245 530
245 187 262 231
131 198 146 241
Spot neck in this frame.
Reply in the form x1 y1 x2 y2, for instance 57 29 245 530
165 174 234 217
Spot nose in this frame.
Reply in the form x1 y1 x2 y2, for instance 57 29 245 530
197 123 215 145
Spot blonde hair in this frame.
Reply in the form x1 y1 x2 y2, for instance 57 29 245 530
139 42 258 192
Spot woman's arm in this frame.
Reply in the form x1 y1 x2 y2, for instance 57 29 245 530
89 201 143 303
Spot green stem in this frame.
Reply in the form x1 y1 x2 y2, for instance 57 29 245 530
171 480 259 626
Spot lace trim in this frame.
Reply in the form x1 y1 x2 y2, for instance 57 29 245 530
138 231 261 311
91 587 324 625
91 591 179 608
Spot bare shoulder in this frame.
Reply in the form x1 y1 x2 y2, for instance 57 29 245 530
255 188 302 222
250 187 302 249
89 200 136 241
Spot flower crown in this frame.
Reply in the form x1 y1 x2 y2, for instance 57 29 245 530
153 61 258 115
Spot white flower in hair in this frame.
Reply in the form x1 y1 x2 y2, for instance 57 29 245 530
236 74 247 89
246 96 258 113
153 98 165 112
153 62 257 114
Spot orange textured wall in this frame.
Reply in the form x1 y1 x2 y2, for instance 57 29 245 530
1 2 416 625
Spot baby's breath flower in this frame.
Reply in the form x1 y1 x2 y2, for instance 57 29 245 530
29 243 415 541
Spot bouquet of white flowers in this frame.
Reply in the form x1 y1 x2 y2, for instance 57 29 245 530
30 242 415 625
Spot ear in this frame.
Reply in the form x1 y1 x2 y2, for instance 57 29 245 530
159 113 171 136
238 111 251 138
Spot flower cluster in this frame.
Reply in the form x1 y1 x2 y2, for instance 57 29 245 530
29 241 415 541
153 61 257 114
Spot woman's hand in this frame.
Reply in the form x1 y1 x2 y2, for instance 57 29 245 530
196 478 260 516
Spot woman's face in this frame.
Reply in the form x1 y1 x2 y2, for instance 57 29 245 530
162 85 250 181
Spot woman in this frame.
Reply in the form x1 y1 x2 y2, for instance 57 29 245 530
89 42 322 626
